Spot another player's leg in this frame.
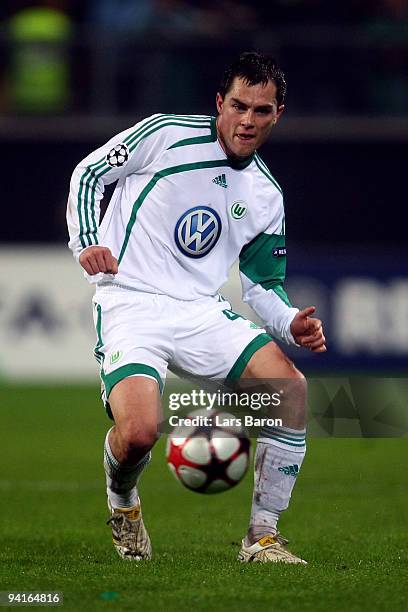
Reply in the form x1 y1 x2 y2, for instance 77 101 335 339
237 341 308 564
104 376 161 561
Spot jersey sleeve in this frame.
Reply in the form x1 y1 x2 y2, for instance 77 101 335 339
239 204 299 346
66 113 176 260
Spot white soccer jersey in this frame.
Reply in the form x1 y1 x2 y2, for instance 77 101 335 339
67 113 299 345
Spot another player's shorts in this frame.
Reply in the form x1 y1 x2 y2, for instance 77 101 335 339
92 285 273 418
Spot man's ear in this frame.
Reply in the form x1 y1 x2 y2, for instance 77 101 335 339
275 104 285 123
216 92 224 114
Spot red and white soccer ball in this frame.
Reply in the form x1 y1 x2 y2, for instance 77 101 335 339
166 409 251 494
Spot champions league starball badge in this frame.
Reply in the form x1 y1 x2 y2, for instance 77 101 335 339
106 143 129 167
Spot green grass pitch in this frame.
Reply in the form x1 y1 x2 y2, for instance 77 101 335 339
0 384 407 611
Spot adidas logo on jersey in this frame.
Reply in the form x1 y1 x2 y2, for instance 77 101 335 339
212 173 228 188
278 464 299 476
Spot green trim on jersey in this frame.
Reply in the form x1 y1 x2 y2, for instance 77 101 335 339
123 115 211 149
168 117 217 149
93 303 104 365
254 153 283 195
210 116 217 141
78 167 99 248
226 333 273 381
103 363 163 398
239 233 292 307
77 114 212 248
168 133 216 149
118 158 231 264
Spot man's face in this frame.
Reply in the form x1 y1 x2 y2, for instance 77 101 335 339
216 77 284 160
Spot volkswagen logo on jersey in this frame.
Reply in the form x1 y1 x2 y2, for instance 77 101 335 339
175 206 222 258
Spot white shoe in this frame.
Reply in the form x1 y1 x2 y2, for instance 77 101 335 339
237 533 307 565
107 498 152 561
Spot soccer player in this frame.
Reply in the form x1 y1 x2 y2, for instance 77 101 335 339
67 51 326 564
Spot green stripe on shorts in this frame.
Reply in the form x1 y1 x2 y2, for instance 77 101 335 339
102 363 163 398
226 333 273 381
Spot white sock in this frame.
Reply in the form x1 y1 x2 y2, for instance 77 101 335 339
103 428 151 509
248 426 306 543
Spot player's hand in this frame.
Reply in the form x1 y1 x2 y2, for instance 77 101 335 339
79 246 118 275
290 306 327 353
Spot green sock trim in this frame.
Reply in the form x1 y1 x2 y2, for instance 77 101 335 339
226 333 273 381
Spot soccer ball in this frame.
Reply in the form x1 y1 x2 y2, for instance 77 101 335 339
166 409 250 494
106 143 129 167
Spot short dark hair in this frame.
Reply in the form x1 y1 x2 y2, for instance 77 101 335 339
219 51 286 107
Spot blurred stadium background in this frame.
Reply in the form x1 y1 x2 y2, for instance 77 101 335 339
0 0 407 382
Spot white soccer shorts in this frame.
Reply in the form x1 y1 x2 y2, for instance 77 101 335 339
92 285 273 416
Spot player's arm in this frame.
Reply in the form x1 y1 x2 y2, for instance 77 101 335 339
239 231 298 345
239 221 326 352
67 130 133 267
67 114 168 272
